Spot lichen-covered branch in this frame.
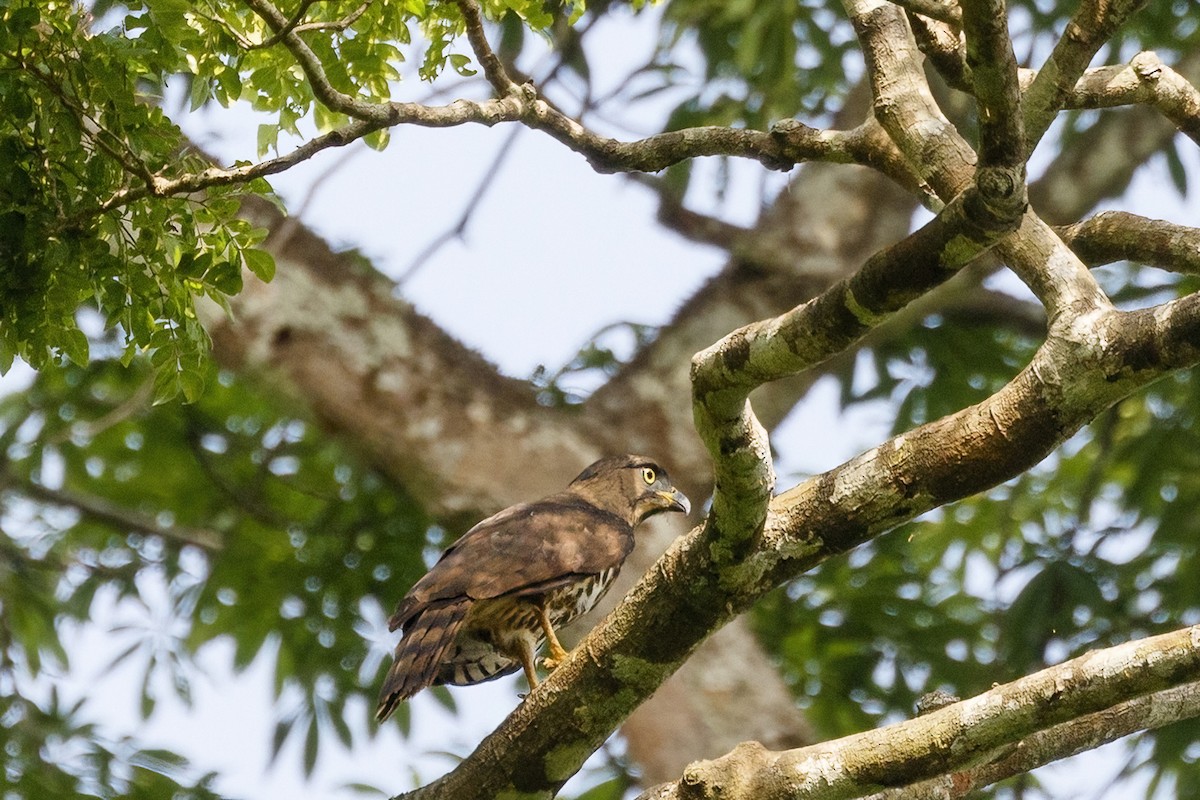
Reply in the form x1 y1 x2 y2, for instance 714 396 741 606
1020 0 1148 150
866 681 1200 800
1060 211 1200 275
690 185 1020 403
387 284 1200 800
687 162 1024 598
638 627 1200 800
959 0 1024 169
1024 52 1200 148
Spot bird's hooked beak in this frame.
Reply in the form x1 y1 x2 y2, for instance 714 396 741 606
657 488 691 516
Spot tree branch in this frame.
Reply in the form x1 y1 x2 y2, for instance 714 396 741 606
3 476 224 552
638 627 1200 800
959 0 1024 169
888 0 961 30
908 12 971 92
1021 0 1149 151
1059 211 1200 275
866 681 1200 800
1026 52 1200 148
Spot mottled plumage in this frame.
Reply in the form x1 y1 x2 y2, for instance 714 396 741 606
376 455 690 722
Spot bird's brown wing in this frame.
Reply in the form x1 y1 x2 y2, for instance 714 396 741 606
387 495 632 632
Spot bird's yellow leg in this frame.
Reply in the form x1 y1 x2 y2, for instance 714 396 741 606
515 635 540 691
536 603 570 670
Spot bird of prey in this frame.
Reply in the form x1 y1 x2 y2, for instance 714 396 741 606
376 455 690 722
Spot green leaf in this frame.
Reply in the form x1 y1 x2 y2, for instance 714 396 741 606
8 5 42 34
303 716 319 777
257 123 278 157
152 364 180 405
242 248 276 282
63 328 90 367
448 53 477 77
179 368 206 403
1163 140 1188 196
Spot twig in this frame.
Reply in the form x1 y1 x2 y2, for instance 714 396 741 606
44 378 155 446
258 0 372 46
625 173 750 251
7 476 224 551
455 0 520 95
397 126 522 285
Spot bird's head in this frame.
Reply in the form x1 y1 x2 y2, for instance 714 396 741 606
569 455 691 525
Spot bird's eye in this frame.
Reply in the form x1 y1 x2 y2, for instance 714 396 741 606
642 467 656 485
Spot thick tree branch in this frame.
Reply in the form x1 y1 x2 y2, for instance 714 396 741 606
866 681 1200 800
691 186 1020 403
390 291 1200 799
1060 212 1200 275
1020 0 1148 150
639 627 1200 800
1031 51 1200 224
909 13 971 93
959 0 1024 169
1048 52 1200 142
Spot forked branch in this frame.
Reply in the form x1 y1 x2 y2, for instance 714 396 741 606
640 627 1200 800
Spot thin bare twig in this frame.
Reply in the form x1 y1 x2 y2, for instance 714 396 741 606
397 126 523 285
6 475 224 551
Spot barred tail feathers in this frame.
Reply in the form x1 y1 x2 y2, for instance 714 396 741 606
376 599 470 722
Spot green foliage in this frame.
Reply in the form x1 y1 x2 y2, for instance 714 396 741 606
0 355 433 790
0 1 277 396
0 691 223 800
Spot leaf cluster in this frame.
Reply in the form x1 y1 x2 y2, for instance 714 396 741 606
0 356 434 789
0 1 280 397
